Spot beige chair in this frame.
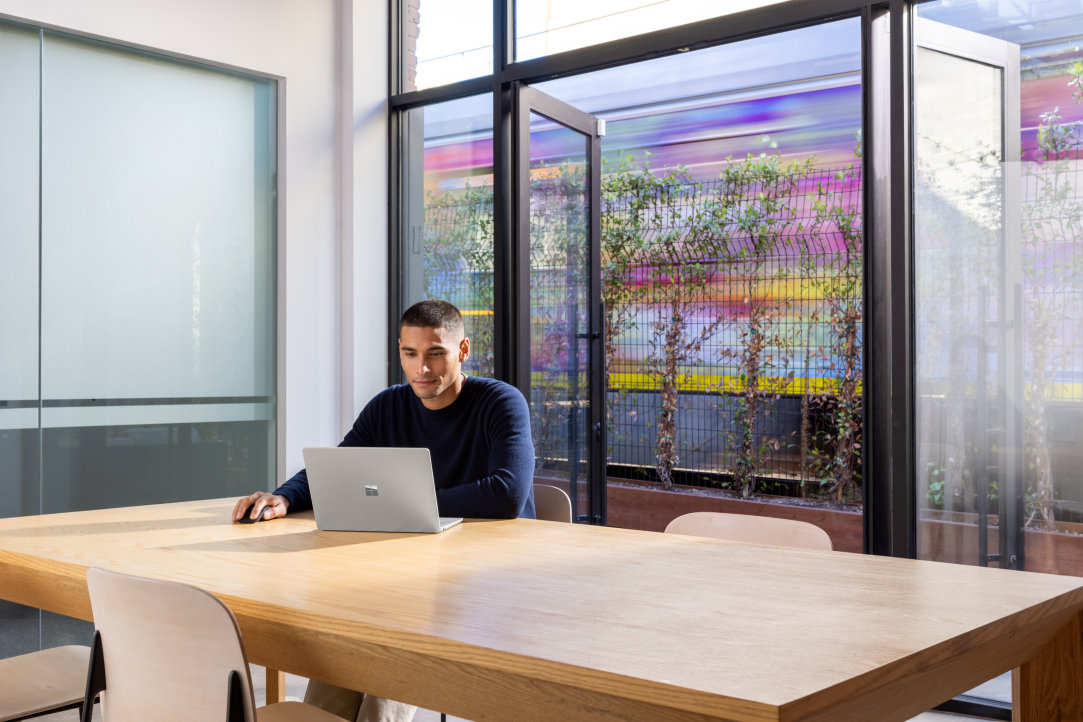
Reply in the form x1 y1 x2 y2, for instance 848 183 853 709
82 567 345 722
0 644 90 721
664 511 833 550
533 483 573 523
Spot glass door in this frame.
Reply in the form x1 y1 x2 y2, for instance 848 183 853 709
913 16 1021 714
518 86 605 523
913 16 1022 571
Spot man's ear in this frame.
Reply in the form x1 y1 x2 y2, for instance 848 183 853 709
459 337 470 362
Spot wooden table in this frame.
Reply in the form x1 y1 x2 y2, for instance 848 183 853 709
0 499 1081 721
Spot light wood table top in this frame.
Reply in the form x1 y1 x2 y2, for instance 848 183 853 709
1 498 1081 721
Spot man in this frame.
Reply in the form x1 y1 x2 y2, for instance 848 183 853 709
232 298 535 721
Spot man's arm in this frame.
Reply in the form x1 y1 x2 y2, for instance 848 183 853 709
269 468 312 513
436 387 535 518
241 401 380 516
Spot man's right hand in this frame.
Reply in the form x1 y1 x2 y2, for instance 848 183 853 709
231 492 290 522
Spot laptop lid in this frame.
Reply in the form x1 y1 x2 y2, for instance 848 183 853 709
301 447 462 533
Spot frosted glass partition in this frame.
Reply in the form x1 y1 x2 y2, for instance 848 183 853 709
0 21 277 660
914 45 1005 554
0 24 41 521
36 33 277 512
42 36 274 401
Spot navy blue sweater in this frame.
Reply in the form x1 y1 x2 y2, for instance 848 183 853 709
275 375 536 518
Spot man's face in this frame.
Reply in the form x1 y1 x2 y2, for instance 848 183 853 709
398 324 470 410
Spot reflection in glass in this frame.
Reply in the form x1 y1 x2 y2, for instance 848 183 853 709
912 27 1016 712
412 0 492 90
516 0 790 62
915 1 1083 584
914 41 1006 564
527 114 590 503
534 20 862 176
914 0 1083 703
404 94 495 376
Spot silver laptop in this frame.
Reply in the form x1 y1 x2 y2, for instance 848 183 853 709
302 447 462 533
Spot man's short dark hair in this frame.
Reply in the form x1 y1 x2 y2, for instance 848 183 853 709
400 299 465 336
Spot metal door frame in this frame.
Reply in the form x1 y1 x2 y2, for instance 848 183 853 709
516 86 606 524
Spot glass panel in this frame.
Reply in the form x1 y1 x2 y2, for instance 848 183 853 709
0 23 42 661
914 0 1083 706
402 94 495 377
39 34 277 512
516 0 792 62
914 44 1005 568
527 114 590 510
915 0 1083 581
533 21 863 530
40 420 273 513
0 23 41 522
411 0 492 91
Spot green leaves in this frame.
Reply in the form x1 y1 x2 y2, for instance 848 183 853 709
1071 60 1083 104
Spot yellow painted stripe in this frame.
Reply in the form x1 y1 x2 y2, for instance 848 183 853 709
607 371 863 395
530 370 863 396
525 357 1083 401
1037 383 1083 402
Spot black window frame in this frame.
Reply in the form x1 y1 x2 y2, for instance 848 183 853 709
387 5 1024 716
387 0 915 558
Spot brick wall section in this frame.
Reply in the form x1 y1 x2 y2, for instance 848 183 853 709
534 475 1083 574
405 0 419 91
534 474 864 553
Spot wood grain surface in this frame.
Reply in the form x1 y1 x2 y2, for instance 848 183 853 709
1 498 1081 721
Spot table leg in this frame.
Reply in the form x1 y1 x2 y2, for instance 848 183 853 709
266 667 286 704
1012 609 1083 721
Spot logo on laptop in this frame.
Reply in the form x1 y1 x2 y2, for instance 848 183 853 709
364 485 379 497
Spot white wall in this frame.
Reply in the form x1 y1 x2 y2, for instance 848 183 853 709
0 0 388 482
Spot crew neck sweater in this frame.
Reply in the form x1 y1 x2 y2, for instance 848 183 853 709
274 375 536 519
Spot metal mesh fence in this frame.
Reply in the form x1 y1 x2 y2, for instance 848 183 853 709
422 159 864 504
419 149 1083 520
422 186 496 378
527 167 591 483
599 160 863 503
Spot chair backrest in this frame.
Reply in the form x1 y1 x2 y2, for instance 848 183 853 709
86 567 256 722
664 511 833 551
533 484 573 523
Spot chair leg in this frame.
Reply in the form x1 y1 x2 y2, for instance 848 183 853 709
228 669 246 722
81 631 106 722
